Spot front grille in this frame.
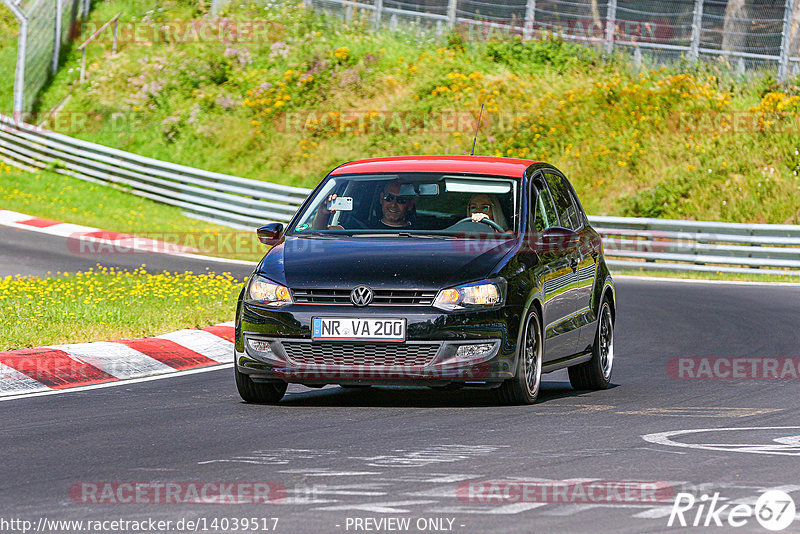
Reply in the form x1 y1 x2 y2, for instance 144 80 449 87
292 288 437 306
281 342 440 367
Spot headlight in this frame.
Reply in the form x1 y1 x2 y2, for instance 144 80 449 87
433 279 506 311
247 275 293 307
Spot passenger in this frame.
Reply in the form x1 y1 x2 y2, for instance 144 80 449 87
468 193 509 231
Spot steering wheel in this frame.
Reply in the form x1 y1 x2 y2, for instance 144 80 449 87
453 216 504 232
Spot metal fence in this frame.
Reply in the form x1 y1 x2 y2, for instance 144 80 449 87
1 113 799 276
2 0 87 113
258 0 800 78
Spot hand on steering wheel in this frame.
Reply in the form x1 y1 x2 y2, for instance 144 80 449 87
454 215 504 232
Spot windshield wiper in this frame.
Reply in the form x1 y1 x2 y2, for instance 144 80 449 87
295 230 356 237
350 232 446 239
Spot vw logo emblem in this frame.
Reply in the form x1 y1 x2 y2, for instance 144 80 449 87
350 286 373 307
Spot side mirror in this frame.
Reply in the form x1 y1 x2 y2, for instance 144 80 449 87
257 223 284 246
536 227 579 253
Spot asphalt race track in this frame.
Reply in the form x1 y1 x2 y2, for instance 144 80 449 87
2 227 800 533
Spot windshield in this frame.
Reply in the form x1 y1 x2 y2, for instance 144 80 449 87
290 172 520 237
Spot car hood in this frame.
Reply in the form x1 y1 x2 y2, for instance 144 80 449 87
257 236 516 289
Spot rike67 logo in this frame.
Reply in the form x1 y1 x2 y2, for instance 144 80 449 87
668 490 796 531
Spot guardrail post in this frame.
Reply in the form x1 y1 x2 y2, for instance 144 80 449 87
689 0 703 61
779 0 795 81
604 0 617 54
524 0 535 40
448 0 457 28
374 0 382 30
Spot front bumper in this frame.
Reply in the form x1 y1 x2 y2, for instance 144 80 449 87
236 302 523 386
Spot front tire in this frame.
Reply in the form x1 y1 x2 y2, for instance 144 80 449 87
568 299 614 390
234 364 287 403
497 309 542 405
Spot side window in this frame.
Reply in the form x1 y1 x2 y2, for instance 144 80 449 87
545 172 581 230
531 178 558 232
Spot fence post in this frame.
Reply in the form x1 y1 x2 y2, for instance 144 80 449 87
112 17 118 53
448 0 457 28
53 0 62 73
524 0 535 40
604 0 617 54
80 48 87 82
689 0 703 61
779 0 795 81
374 0 382 30
3 0 27 113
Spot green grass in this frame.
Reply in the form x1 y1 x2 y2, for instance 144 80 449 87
18 0 797 224
0 267 243 350
0 161 263 260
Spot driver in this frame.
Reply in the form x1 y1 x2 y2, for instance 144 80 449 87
468 193 508 231
310 180 415 230
378 181 415 229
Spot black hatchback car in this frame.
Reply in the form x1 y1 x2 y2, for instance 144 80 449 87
234 156 615 404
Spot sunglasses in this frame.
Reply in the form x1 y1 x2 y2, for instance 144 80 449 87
382 194 410 204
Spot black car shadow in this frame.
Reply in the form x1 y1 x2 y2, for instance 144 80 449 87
267 381 618 408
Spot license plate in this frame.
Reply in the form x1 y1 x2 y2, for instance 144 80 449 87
312 317 406 341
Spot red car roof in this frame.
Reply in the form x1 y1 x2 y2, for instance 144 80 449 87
330 155 538 178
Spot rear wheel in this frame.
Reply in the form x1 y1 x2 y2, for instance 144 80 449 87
497 309 542 405
234 365 287 403
568 299 613 390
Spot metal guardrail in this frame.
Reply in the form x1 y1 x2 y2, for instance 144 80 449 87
0 113 311 229
0 113 798 276
590 216 800 276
